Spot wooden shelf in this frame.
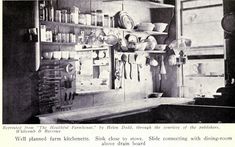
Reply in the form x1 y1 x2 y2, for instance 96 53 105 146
75 47 110 52
138 50 166 54
116 50 165 54
41 59 78 63
93 64 109 66
76 89 117 95
41 42 77 46
185 75 224 78
39 68 64 72
40 21 168 35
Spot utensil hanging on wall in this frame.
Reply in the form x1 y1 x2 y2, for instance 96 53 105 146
128 54 136 79
160 56 166 74
121 54 128 79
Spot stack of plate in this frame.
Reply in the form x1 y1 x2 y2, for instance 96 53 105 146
114 11 135 30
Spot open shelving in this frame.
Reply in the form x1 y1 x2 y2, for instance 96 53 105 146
40 21 168 36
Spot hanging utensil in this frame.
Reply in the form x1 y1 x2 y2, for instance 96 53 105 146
160 56 166 75
137 64 140 82
159 56 166 90
128 54 136 79
121 54 127 79
128 54 132 79
135 54 141 82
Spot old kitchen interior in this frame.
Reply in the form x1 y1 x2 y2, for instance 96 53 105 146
3 0 235 124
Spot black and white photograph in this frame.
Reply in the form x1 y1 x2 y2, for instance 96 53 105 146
2 0 235 125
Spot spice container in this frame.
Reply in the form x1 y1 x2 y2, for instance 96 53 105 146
79 14 86 25
69 33 76 43
57 33 62 42
39 1 46 21
66 33 70 43
85 13 92 26
61 9 68 23
40 25 46 42
70 6 79 24
48 0 54 21
55 10 61 22
67 11 71 23
61 33 66 43
104 14 110 27
52 29 58 42
96 10 103 26
110 16 114 28
46 29 52 42
91 11 97 26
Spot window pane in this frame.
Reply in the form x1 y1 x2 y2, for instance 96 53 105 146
182 6 224 47
184 59 225 97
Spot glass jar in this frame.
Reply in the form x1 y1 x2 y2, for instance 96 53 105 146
55 10 61 22
79 14 86 25
96 10 103 26
67 11 71 23
70 6 79 24
91 11 97 26
61 9 68 23
85 13 92 26
104 14 110 27
110 16 114 28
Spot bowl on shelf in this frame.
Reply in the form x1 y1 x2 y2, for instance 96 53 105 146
145 36 157 50
147 92 163 98
137 23 155 31
155 44 167 50
135 42 148 51
154 23 168 32
42 52 53 60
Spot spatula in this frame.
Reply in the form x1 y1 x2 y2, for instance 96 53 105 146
128 54 136 79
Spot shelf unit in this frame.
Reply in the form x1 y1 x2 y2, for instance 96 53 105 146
37 0 174 113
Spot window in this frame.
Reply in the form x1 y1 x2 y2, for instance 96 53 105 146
178 0 225 98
